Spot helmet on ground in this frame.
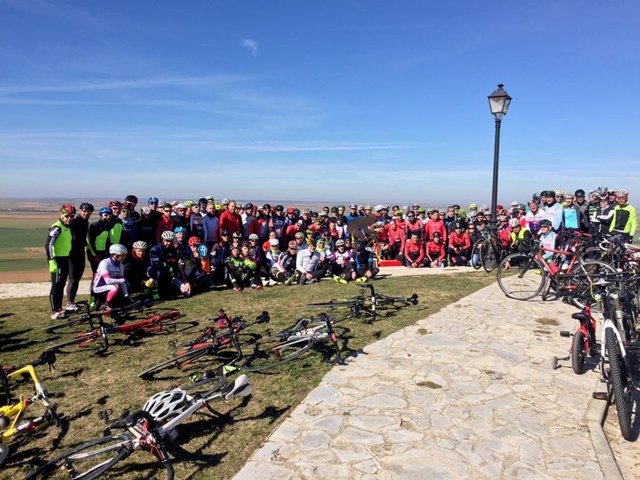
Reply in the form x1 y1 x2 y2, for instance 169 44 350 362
147 196 159 205
174 226 187 234
143 388 192 423
249 233 259 240
188 236 201 246
60 204 76 215
508 218 520 228
132 240 148 250
109 244 128 256
161 231 175 241
99 207 112 216
79 202 94 212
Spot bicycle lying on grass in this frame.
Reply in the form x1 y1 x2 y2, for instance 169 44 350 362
48 308 182 355
305 284 419 322
45 298 155 334
1 350 61 467
141 309 344 378
25 374 252 479
139 310 270 379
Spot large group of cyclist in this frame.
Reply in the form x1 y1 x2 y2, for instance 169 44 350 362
45 187 636 320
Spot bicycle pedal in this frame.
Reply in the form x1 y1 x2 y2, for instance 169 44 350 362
559 331 572 337
592 391 608 401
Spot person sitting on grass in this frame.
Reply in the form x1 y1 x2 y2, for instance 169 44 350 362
352 240 379 283
148 230 191 299
295 239 324 285
270 240 298 285
92 243 130 312
225 244 255 292
125 240 151 295
329 239 354 284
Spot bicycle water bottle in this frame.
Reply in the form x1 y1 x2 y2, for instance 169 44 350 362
548 262 559 275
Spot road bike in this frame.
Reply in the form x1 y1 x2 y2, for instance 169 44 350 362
496 239 615 307
1 351 61 467
25 374 252 479
306 284 419 323
138 310 270 379
48 308 182 355
45 298 155 334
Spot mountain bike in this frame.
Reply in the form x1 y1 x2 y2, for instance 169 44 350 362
1 351 61 467
138 310 270 379
25 374 252 479
48 308 182 355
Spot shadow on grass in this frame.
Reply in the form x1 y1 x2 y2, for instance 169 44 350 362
0 328 41 352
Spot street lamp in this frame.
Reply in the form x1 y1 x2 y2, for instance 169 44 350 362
487 83 512 225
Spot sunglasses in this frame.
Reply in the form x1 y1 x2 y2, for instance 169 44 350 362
62 214 75 218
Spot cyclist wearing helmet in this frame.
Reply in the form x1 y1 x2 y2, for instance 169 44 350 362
508 218 531 253
87 207 113 273
573 189 591 232
245 233 266 278
538 219 557 261
591 190 614 235
171 204 190 234
269 205 286 241
224 244 254 292
92 244 129 311
209 230 232 285
156 203 174 244
45 204 76 319
270 240 298 284
241 202 257 239
107 201 124 246
264 238 282 277
405 211 424 239
256 205 272 243
447 222 471 266
295 240 323 285
541 190 564 233
352 240 378 283
65 202 94 312
125 240 151 295
610 190 637 242
189 202 205 242
329 239 353 283
149 231 189 299
425 209 447 242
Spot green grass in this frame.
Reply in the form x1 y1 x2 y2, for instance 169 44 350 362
0 273 494 479
0 227 44 249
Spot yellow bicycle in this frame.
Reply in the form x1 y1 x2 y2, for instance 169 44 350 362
0 351 61 467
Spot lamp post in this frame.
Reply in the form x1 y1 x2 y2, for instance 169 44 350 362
487 83 512 225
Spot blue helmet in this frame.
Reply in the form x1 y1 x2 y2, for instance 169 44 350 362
147 196 159 205
197 244 208 257
99 207 112 216
174 226 187 234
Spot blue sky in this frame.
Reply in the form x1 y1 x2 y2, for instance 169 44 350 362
1 1 639 206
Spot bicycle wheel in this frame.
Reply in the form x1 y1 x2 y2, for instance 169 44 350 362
605 328 633 441
44 315 97 334
567 260 617 309
25 434 132 480
482 243 498 273
242 336 316 372
139 346 213 378
48 332 99 351
471 240 485 270
571 330 587 375
496 253 546 300
306 299 361 309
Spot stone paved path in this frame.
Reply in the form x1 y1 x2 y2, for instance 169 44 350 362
234 281 622 479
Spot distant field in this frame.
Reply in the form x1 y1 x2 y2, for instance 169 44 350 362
0 213 51 281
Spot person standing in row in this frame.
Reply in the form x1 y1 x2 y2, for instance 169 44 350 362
65 202 94 312
45 204 75 320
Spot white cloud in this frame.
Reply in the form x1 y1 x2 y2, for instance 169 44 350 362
241 38 259 56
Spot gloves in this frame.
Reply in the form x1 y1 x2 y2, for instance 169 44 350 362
144 278 155 288
48 259 58 273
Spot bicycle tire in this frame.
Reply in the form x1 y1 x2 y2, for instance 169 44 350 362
306 299 362 309
571 330 587 375
48 332 99 351
471 240 485 270
565 260 616 309
496 253 546 300
44 315 97 334
139 346 213 378
24 434 132 480
482 242 498 273
242 336 316 372
605 328 633 441
0 444 10 467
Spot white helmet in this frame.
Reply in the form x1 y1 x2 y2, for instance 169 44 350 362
161 231 175 241
132 240 148 250
143 388 193 423
508 218 520 228
109 244 128 255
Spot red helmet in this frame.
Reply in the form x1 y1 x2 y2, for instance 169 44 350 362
286 207 296 214
60 204 76 215
109 200 123 209
188 236 202 247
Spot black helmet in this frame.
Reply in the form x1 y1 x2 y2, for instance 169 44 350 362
275 204 284 212
245 202 253 210
575 189 585 197
356 240 367 251
124 195 138 204
79 202 95 212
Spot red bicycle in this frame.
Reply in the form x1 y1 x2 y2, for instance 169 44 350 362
558 305 598 374
48 309 182 355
